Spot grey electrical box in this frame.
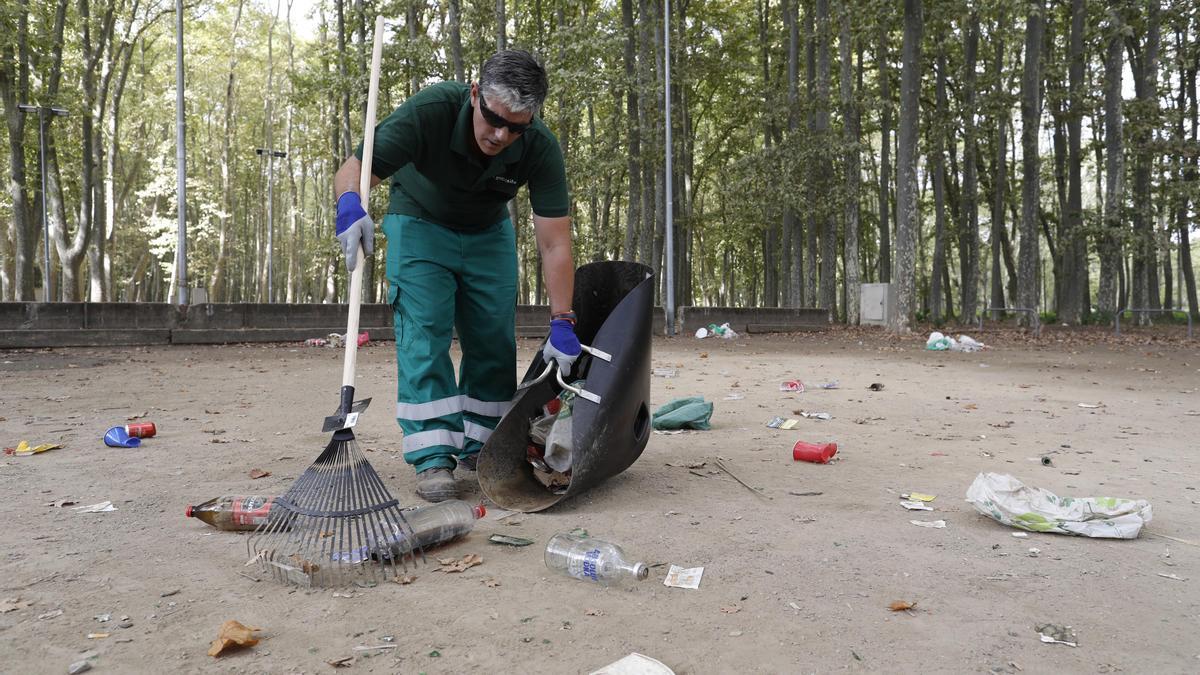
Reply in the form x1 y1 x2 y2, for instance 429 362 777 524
860 283 895 326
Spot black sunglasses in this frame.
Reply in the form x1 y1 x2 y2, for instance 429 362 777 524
477 93 531 135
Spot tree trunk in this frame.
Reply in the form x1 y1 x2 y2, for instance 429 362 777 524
890 0 921 333
448 0 464 81
931 43 947 322
815 0 835 315
840 7 860 324
990 11 1008 318
1098 10 1125 315
876 21 892 284
959 11 980 322
0 0 34 299
1127 1 1161 317
496 0 507 49
803 5 817 304
1017 0 1044 320
621 0 641 262
1178 29 1199 318
1059 0 1087 323
784 0 802 307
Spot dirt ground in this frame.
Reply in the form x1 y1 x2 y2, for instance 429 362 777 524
2 325 1199 674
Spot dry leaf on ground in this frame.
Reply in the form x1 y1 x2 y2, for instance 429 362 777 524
393 575 417 585
437 554 483 573
248 469 271 479
208 620 262 657
888 600 917 612
720 605 741 614
327 656 355 667
483 578 500 587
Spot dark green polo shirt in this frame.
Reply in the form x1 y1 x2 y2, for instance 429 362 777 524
355 81 569 230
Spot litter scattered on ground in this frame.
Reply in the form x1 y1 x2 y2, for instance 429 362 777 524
1157 573 1188 582
86 633 109 640
910 520 947 529
93 613 110 623
868 382 885 391
817 380 839 389
651 397 713 431
926 332 986 352
1077 402 1104 409
798 411 832 421
103 426 140 448
1028 548 1041 557
327 656 356 667
45 498 77 507
663 565 704 589
68 660 92 674
888 600 916 612
723 392 745 401
900 501 933 511
1012 532 1029 538
965 472 1153 539
695 323 737 339
652 368 678 378
767 417 798 429
488 534 534 547
72 501 117 514
208 620 262 657
37 609 63 620
1039 456 1053 466
792 440 838 464
903 492 937 502
589 652 675 675
1036 623 1078 647
3 441 62 456
248 468 271 479
779 380 805 393
788 491 824 497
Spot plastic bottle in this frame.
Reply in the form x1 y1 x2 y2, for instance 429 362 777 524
544 533 649 586
186 495 281 531
792 440 838 464
336 500 486 564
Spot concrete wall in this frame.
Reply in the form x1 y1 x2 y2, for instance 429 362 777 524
677 306 830 334
0 302 804 348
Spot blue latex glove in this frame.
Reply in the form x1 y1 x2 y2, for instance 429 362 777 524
542 319 581 374
335 192 374 272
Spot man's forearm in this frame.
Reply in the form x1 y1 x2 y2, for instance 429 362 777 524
334 155 383 199
533 215 575 315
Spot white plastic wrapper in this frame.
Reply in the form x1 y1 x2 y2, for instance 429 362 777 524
965 472 1152 539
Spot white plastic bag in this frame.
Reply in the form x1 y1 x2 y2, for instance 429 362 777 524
965 472 1152 539
952 334 985 352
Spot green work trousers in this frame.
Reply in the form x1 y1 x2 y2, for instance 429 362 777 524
383 213 517 473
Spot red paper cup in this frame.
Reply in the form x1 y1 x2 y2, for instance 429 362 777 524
125 422 157 438
793 440 837 464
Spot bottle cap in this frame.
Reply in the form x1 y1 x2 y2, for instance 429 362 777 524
632 562 649 580
185 505 194 518
473 504 487 519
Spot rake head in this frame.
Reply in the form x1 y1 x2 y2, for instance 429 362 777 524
246 429 419 587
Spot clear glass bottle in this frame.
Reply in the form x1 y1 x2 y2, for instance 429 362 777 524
544 533 649 586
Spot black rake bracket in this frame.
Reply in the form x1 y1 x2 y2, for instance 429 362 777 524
321 397 372 433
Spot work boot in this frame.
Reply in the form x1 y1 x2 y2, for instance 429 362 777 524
415 467 457 503
456 453 478 472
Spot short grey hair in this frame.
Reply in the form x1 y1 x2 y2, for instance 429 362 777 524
479 49 548 115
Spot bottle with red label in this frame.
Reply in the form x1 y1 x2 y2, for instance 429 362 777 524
186 495 283 531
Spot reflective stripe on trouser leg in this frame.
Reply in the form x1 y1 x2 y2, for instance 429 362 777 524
385 214 463 473
455 217 518 458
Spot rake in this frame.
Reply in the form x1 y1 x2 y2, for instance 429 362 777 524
247 16 419 587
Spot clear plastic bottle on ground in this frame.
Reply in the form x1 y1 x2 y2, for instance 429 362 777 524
544 533 649 586
186 495 281 531
344 500 487 564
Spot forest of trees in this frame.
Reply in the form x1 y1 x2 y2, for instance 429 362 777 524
1 0 1197 333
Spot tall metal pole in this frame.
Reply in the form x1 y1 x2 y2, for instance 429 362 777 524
663 0 675 336
37 110 52 302
174 0 188 305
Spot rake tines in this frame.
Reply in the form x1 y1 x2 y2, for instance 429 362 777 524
247 429 419 587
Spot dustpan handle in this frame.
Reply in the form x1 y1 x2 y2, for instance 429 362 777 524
342 15 386 389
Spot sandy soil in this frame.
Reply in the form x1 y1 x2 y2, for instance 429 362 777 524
2 326 1199 674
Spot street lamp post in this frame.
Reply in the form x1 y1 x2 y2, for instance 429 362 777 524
17 104 68 302
256 147 287 302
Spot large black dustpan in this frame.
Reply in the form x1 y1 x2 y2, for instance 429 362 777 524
478 261 654 512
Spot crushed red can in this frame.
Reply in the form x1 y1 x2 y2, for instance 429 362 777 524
124 422 157 438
